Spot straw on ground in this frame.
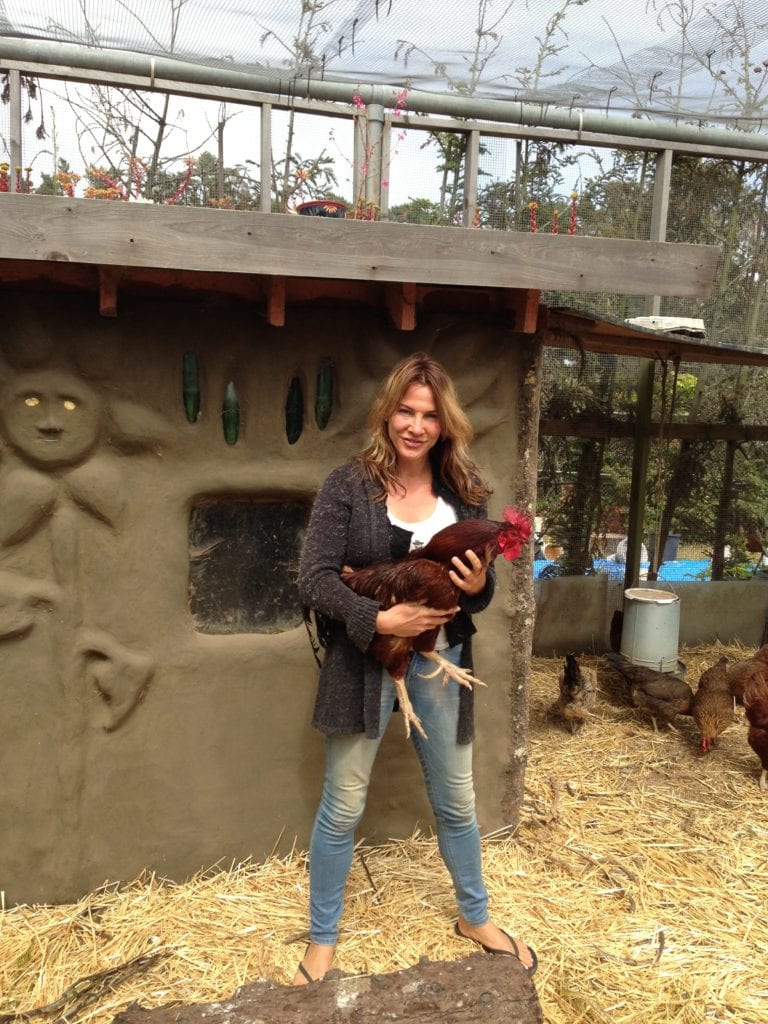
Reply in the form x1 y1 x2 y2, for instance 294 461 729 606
1 643 766 1024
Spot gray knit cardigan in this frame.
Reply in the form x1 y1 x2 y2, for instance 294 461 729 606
298 459 495 743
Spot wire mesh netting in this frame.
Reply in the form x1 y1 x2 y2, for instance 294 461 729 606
536 349 768 584
2 0 768 124
3 4 768 591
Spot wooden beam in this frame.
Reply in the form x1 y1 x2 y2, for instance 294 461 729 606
541 312 768 367
0 260 96 289
539 418 768 441
503 288 541 333
0 194 719 296
98 265 122 317
385 282 417 330
540 418 634 438
266 276 285 327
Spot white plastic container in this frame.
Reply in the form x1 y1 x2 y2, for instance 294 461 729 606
619 588 680 673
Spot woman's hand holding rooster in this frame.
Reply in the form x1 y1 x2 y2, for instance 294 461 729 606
376 602 459 638
449 549 487 596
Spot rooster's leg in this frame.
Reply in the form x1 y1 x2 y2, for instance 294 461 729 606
759 768 768 792
418 651 487 691
393 676 427 740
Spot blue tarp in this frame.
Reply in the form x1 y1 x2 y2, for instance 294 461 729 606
534 559 713 581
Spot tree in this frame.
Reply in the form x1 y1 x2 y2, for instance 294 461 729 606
42 0 237 203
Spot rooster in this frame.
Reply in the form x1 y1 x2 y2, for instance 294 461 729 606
555 653 597 733
340 506 531 738
743 677 768 791
603 651 693 731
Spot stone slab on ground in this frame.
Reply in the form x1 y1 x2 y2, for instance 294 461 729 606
113 953 542 1024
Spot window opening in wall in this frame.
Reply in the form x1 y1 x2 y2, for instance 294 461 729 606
189 499 310 634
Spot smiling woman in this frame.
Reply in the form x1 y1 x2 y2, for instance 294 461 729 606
294 351 536 985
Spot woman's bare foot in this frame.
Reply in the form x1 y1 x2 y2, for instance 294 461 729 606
456 916 536 972
291 942 335 985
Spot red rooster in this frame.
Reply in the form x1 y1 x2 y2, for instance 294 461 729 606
341 507 531 738
743 677 768 792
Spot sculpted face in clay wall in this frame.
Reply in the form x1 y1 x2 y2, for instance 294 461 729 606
0 370 102 469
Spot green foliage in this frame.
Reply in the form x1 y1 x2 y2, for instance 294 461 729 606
280 149 340 210
33 157 73 195
388 197 445 224
722 531 757 579
477 140 579 232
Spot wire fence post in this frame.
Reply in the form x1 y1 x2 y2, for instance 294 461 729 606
624 147 674 588
365 102 385 213
463 129 480 228
260 102 272 213
8 69 22 191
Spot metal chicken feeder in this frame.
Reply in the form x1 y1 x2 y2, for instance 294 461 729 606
620 588 681 673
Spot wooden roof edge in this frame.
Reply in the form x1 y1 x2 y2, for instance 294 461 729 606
542 307 768 367
0 193 719 298
0 258 542 333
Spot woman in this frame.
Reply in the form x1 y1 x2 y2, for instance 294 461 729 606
295 352 536 984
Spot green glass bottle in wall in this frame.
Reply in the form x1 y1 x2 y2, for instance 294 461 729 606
315 358 334 430
285 376 303 444
222 381 239 445
182 351 201 423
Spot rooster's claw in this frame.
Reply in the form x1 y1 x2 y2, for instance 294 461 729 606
419 652 487 690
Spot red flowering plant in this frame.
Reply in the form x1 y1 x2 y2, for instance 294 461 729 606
85 157 196 203
20 156 201 204
325 87 409 220
0 162 33 193
525 194 578 235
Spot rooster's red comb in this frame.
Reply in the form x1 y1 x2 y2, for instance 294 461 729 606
498 506 533 561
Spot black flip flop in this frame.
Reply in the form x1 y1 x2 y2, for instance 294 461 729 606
454 920 538 977
297 961 317 983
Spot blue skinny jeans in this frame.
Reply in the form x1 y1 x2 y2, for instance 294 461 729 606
308 646 489 946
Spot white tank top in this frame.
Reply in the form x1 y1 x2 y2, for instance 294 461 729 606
387 496 458 650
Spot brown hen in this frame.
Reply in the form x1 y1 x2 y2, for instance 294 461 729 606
341 508 531 738
743 677 768 791
691 661 735 752
725 644 768 703
696 655 730 692
555 653 598 733
603 651 693 730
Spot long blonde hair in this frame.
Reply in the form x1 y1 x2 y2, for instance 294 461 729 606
357 352 491 506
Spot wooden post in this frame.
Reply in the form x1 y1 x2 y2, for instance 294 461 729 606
503 331 543 825
267 275 286 326
98 266 121 317
385 282 416 330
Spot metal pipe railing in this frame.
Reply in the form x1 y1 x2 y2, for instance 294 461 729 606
2 36 768 155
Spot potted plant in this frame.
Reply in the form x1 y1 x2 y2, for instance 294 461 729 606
294 198 348 217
